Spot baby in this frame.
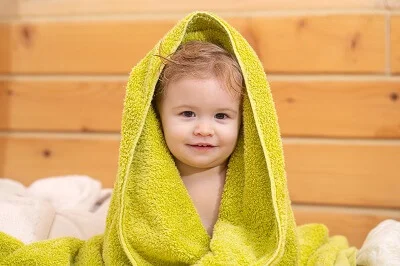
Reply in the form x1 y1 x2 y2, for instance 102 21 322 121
154 40 243 236
0 12 359 265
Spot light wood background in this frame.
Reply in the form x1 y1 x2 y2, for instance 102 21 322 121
1 0 399 248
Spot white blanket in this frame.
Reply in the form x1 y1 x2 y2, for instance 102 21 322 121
357 219 400 266
0 193 55 243
0 175 111 243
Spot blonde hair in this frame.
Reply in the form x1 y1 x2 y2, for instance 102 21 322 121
155 41 244 99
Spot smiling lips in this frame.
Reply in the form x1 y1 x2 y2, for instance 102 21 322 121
188 143 216 151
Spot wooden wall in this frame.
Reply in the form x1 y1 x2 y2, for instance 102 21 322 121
1 0 399 248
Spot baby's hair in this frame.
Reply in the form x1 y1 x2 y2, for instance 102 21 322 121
155 40 244 99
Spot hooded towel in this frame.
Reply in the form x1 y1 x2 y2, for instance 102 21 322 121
0 11 357 266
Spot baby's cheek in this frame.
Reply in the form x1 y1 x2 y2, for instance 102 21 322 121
167 125 185 136
164 126 187 145
225 124 240 137
172 122 193 133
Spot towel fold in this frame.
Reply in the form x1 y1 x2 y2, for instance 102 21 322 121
27 175 102 212
0 178 27 196
48 210 107 240
357 219 400 266
0 194 55 244
0 11 357 265
0 176 110 244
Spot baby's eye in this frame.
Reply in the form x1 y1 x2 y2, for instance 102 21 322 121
215 113 228 120
181 111 195 117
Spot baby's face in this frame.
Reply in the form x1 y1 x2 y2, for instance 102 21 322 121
157 76 241 173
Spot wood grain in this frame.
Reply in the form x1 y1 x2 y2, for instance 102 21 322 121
391 16 400 74
271 80 400 138
0 15 386 74
0 79 126 132
0 134 120 188
0 24 11 73
250 15 386 73
1 20 176 74
2 79 399 138
284 140 400 208
0 0 390 18
1 135 399 208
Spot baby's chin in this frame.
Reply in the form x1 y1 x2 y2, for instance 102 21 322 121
174 157 229 171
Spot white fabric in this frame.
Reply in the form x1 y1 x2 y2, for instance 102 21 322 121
0 175 111 243
357 219 400 266
27 175 102 212
0 194 55 244
0 178 27 196
48 210 107 240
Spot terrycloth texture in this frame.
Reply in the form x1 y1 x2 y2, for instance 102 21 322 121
297 224 357 266
0 11 356 265
357 219 400 266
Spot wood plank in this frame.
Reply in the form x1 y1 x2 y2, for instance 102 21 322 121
293 205 400 248
0 0 18 18
284 140 400 208
2 79 400 138
250 15 386 73
391 16 400 74
271 80 400 138
1 135 399 208
0 15 386 74
0 24 11 73
0 79 126 132
0 134 120 188
0 0 389 18
1 20 176 74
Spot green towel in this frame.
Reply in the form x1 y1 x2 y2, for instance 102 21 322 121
0 11 357 265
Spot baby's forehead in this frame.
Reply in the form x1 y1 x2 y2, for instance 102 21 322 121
163 91 240 111
164 76 240 98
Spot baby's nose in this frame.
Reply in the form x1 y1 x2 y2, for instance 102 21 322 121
193 121 214 136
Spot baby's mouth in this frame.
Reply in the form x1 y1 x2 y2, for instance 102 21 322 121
189 143 215 147
188 143 216 150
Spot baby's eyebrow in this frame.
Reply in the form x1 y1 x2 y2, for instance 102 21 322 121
173 105 195 110
172 105 238 115
216 108 238 114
